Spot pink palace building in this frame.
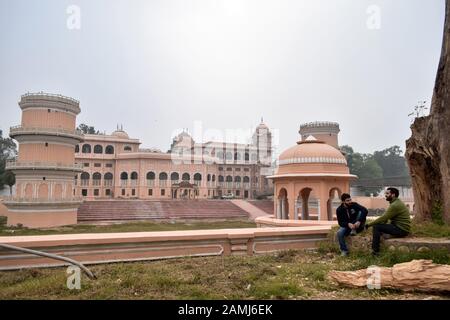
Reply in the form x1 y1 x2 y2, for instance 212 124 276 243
74 122 275 201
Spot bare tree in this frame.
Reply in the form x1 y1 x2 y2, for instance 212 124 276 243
406 0 450 224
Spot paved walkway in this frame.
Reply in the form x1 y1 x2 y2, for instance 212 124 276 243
231 200 272 220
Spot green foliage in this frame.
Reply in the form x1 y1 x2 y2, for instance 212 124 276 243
0 129 17 190
431 201 445 225
77 124 100 135
373 146 409 178
412 221 450 237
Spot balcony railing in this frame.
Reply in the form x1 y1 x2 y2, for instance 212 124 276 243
104 180 113 187
120 180 127 187
80 179 89 186
3 196 83 204
159 181 167 187
243 183 250 189
6 160 83 171
9 126 84 140
147 180 155 187
21 92 80 104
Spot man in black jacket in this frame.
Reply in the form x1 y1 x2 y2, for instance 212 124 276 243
335 193 368 256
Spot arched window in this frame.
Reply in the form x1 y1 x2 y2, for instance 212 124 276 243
120 172 128 180
234 152 241 161
93 172 102 186
171 172 179 181
147 172 155 180
245 153 249 161
124 146 132 151
218 175 224 182
159 172 168 180
105 145 114 154
194 173 202 181
243 176 250 183
225 152 232 160
131 172 138 180
251 153 257 161
216 151 224 159
212 174 216 182
94 145 103 154
182 173 190 181
226 176 233 182
75 145 80 153
82 144 91 153
104 172 113 187
80 172 90 180
207 174 211 182
234 176 241 182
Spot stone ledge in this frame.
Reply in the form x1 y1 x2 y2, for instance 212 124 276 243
385 237 450 253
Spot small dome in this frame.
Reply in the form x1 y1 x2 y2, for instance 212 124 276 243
279 138 346 163
112 129 129 139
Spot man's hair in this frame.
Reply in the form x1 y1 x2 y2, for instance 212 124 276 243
341 193 351 202
387 187 399 198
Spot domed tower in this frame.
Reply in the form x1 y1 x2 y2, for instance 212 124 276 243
4 93 84 228
299 121 340 149
269 135 356 221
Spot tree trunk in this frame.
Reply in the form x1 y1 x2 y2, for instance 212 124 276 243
405 0 450 223
328 260 450 292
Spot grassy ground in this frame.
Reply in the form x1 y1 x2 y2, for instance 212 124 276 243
0 246 449 300
0 217 256 237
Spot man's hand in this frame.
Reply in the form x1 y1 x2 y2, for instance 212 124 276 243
354 221 361 229
348 223 354 229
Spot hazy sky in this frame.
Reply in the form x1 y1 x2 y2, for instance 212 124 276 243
0 0 445 157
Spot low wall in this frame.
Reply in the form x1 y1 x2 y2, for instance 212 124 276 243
0 200 8 219
255 216 337 228
0 226 332 270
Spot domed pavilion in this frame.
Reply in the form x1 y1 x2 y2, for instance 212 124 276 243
269 136 357 221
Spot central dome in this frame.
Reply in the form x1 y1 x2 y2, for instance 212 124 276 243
112 129 129 139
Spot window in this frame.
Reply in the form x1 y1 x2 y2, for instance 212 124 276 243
84 163 89 167
122 189 125 196
148 189 153 196
218 167 223 171
106 163 113 168
82 144 91 153
75 145 80 153
82 189 87 197
170 172 179 182
236 190 240 197
94 189 99 196
94 145 103 154
235 168 241 172
94 163 101 167
226 167 232 171
161 189 165 196
182 173 190 181
244 168 249 172
105 189 111 196
245 153 249 161
132 189 136 196
45 142 48 147
105 145 114 154
124 146 132 151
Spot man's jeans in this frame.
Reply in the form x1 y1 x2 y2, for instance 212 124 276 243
336 212 365 253
372 224 409 253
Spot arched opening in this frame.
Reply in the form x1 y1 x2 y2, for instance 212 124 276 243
216 151 223 160
54 184 63 199
105 145 114 154
225 152 232 161
38 184 48 199
75 145 80 153
159 172 168 187
82 144 91 153
234 152 241 161
24 183 33 198
130 172 138 187
80 172 90 186
104 172 113 187
298 188 313 220
94 145 103 154
278 188 289 220
327 188 342 221
234 176 241 188
245 152 249 161
120 172 128 187
182 173 190 181
194 173 202 186
170 172 179 184
93 172 102 186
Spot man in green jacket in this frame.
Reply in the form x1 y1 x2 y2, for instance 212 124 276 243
365 187 411 255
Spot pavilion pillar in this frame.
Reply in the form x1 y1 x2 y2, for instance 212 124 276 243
319 188 329 221
288 197 296 220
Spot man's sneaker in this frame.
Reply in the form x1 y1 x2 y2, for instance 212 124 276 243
341 251 349 257
350 229 357 236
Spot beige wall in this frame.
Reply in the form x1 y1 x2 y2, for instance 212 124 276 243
18 143 74 164
22 109 75 130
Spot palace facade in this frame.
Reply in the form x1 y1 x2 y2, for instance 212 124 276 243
74 122 274 200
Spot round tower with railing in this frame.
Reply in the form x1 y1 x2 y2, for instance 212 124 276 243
4 93 84 228
299 121 340 149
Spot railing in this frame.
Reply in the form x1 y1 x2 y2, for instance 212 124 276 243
225 182 233 188
147 180 155 187
159 181 167 187
21 92 80 104
243 183 250 189
120 180 128 187
218 182 224 187
194 181 201 186
104 180 113 187
9 126 83 138
130 180 138 187
80 179 89 186
235 182 241 189
3 196 83 203
6 160 83 171
92 180 101 186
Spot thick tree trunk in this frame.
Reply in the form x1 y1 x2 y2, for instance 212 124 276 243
405 0 450 223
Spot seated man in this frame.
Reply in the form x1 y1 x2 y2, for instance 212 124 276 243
336 193 368 256
365 187 411 255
